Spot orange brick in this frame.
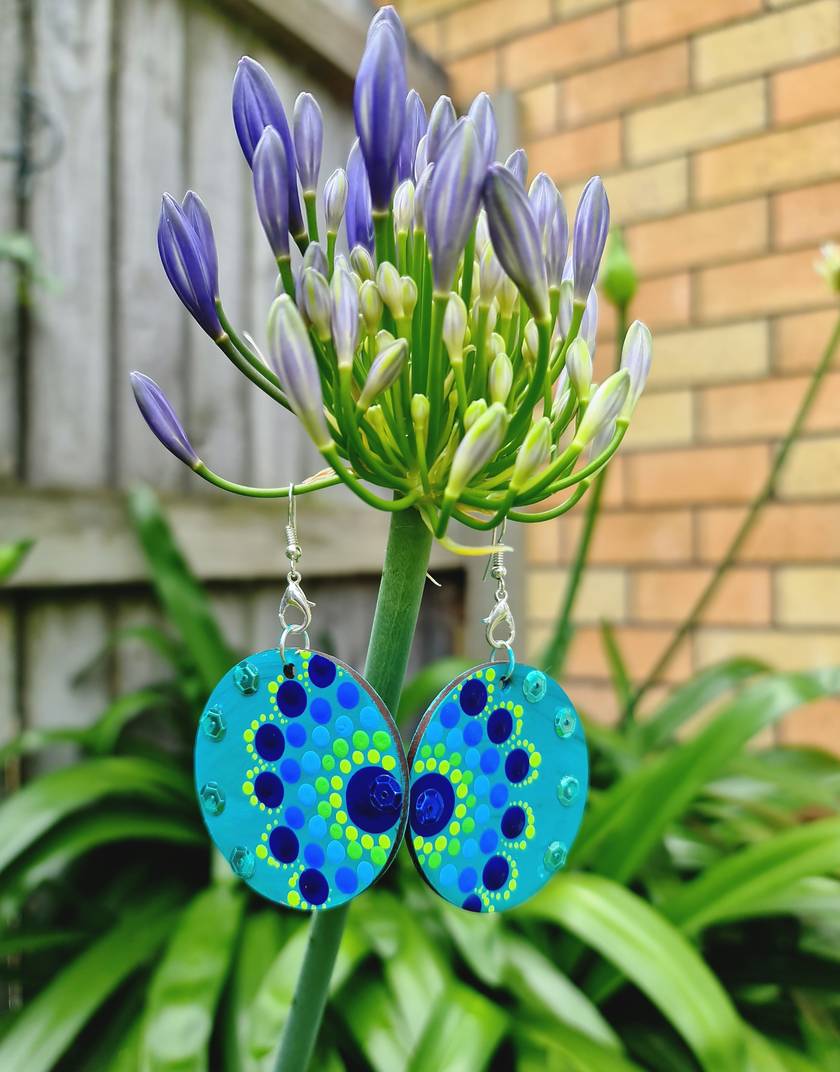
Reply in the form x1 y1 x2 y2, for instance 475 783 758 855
778 435 840 499
526 517 559 565
600 273 692 338
623 0 761 51
694 120 840 204
568 626 692 683
697 503 840 563
527 119 621 185
410 17 443 55
625 445 770 506
447 49 499 105
625 201 768 276
772 182 840 251
632 567 771 625
519 81 558 140
557 509 694 565
502 8 619 90
396 0 465 25
556 678 621 726
565 159 688 227
773 308 840 372
699 373 840 442
778 697 840 751
695 628 840 674
561 42 688 125
773 55 840 126
441 0 550 59
697 250 829 321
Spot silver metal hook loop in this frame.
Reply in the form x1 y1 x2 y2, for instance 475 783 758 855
482 520 516 682
278 484 314 663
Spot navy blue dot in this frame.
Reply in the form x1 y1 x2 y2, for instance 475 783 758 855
480 749 500 774
505 748 530 783
480 829 498 853
462 894 482 912
286 723 306 748
335 866 357 894
490 783 509 808
459 679 487 716
304 843 325 868
299 868 329 906
463 721 483 746
337 681 359 709
501 805 526 839
285 806 305 829
255 723 285 762
440 702 460 728
458 867 478 893
347 765 403 834
487 708 513 743
308 654 336 688
280 759 301 784
277 680 307 718
410 772 455 837
254 772 284 807
311 698 331 724
269 825 298 863
483 855 509 891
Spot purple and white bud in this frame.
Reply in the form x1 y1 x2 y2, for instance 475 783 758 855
402 275 418 319
479 244 504 306
130 372 199 468
565 337 592 403
393 179 415 235
414 162 434 232
331 269 360 370
552 367 571 420
293 92 323 195
511 417 551 491
589 417 616 462
299 267 332 342
482 163 549 321
359 280 384 334
620 320 652 417
346 139 374 252
581 287 598 356
324 168 348 234
504 148 528 187
368 5 406 56
546 195 569 289
572 175 610 304
557 279 574 338
414 134 429 182
376 261 404 320
528 172 559 243
181 192 219 301
354 17 406 211
358 338 408 410
488 351 513 405
573 369 630 449
252 127 291 259
267 294 332 449
157 193 223 339
446 402 509 498
350 244 376 282
443 292 468 364
399 89 427 183
468 92 498 167
302 241 328 279
475 210 490 257
426 95 456 165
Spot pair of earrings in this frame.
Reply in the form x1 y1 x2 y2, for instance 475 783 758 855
194 492 588 915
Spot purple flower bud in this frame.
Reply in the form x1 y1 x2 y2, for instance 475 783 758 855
331 268 360 369
324 168 348 234
130 372 198 467
426 96 456 165
399 90 427 183
414 134 429 181
504 148 528 186
302 240 328 278
368 5 406 56
299 267 332 342
181 192 219 299
346 140 374 253
546 194 569 288
414 162 434 232
267 294 332 449
482 163 549 321
581 287 598 356
354 21 406 212
426 118 486 295
528 172 559 242
232 57 305 240
620 320 652 415
393 179 415 234
293 92 323 194
468 92 498 167
358 338 407 410
157 193 223 338
252 127 290 258
572 175 610 303
446 402 508 499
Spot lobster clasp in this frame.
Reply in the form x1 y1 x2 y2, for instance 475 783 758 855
279 575 314 634
483 594 515 650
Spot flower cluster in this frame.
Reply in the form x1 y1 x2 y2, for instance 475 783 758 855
132 5 652 550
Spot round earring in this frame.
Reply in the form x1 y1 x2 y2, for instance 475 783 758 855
194 487 408 911
405 524 588 913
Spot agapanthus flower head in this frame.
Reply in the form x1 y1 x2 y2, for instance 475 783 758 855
146 6 652 551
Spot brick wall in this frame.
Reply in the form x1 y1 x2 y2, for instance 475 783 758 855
391 0 840 748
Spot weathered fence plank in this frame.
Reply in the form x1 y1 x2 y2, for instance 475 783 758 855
0 0 22 480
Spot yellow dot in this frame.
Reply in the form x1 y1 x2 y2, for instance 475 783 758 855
514 705 523 717
346 826 358 841
413 835 423 850
268 681 278 693
288 890 300 907
331 776 343 790
414 760 424 773
382 754 396 771
531 752 542 768
290 872 298 887
439 760 450 775
503 890 510 900
456 784 468 799
361 834 374 850
250 795 258 806
336 810 347 823
426 758 437 771
352 750 364 765
451 770 462 784
449 821 460 835
256 844 268 859
367 749 380 763
251 720 259 730
378 834 391 849
242 781 254 794
260 714 266 722
340 759 352 774
329 792 341 808
434 835 447 851
243 729 254 742
455 804 466 819
486 667 495 681
526 825 535 838
510 879 517 891
423 841 434 855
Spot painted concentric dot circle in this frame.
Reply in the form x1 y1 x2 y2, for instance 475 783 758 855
195 649 408 911
406 661 588 913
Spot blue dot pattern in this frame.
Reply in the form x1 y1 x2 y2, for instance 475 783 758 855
195 649 407 911
406 661 587 913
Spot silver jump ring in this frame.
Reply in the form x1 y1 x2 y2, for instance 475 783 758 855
280 625 311 665
490 642 516 685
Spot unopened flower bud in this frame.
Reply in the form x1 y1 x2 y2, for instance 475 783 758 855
302 241 328 278
252 127 291 259
581 288 598 357
468 91 498 167
411 393 430 441
399 89 427 183
487 332 505 359
620 320 652 417
504 148 528 186
566 337 592 403
401 275 418 319
522 318 539 365
299 267 332 342
375 329 396 352
427 118 485 294
393 179 415 235
572 176 610 304
552 367 571 420
131 372 199 468
324 168 348 234
511 417 551 491
331 269 360 369
414 134 429 181
376 261 404 320
475 210 490 257
354 16 406 212
414 162 433 231
589 417 616 462
479 244 504 306
488 352 513 404
293 91 324 195
546 197 569 289
557 279 574 339
446 402 508 498
574 369 630 448
499 274 518 319
483 163 549 321
358 338 407 410
267 294 332 449
602 230 637 308
528 172 559 243
464 398 488 430
359 279 384 333
351 244 375 282
426 95 456 165
443 292 468 364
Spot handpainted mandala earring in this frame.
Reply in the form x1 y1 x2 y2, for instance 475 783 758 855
406 526 588 913
194 488 408 911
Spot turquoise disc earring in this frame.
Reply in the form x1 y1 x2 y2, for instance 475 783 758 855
406 531 588 913
194 489 408 911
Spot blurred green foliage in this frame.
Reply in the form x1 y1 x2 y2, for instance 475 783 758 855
1 486 840 1071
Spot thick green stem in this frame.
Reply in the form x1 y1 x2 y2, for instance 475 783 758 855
629 309 840 713
273 507 433 1072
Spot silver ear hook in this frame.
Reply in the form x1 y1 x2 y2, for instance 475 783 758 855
278 484 314 662
482 519 516 683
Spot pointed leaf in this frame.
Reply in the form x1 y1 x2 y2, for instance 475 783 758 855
406 982 507 1072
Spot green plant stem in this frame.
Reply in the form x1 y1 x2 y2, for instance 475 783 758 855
629 309 840 714
542 303 628 677
273 507 433 1072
